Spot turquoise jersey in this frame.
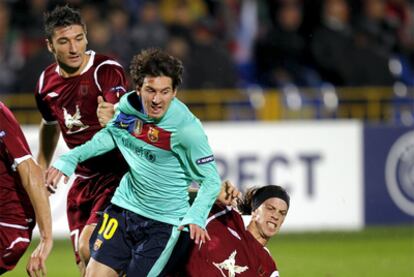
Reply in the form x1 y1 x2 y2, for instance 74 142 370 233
53 91 221 228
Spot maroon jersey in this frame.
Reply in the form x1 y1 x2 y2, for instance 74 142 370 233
35 51 128 176
185 204 279 277
0 102 35 226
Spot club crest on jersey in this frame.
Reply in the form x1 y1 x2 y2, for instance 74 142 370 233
213 250 248 277
0 130 5 138
148 127 159 143
80 82 89 96
93 239 103 251
63 105 89 134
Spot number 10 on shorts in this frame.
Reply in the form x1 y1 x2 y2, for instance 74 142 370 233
98 213 119 240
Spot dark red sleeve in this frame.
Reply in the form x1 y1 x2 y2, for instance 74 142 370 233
96 63 128 104
0 102 32 160
35 79 56 122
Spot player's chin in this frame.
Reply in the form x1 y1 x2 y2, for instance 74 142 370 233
149 110 165 119
264 225 279 237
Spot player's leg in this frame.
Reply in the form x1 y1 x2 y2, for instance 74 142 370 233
87 204 131 276
126 215 180 276
68 174 120 275
85 258 118 277
160 230 192 275
0 225 33 274
67 177 90 275
78 224 96 265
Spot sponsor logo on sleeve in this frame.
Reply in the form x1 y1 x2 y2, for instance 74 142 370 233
110 86 126 98
196 155 215 165
385 130 414 216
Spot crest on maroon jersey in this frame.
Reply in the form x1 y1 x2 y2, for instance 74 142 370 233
63 105 89 134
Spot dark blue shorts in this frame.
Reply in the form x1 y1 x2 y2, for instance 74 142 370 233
89 204 180 276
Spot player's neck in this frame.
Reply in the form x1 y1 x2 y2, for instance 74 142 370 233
58 54 90 78
247 223 269 246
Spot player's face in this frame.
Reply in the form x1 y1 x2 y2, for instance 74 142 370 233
251 197 288 242
47 24 88 76
137 76 177 119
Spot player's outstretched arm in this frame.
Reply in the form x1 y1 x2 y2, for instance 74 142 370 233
17 158 53 277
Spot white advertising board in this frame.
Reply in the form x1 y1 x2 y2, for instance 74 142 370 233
23 120 363 236
203 121 364 232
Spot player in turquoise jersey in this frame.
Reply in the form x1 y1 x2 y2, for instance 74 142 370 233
46 48 221 277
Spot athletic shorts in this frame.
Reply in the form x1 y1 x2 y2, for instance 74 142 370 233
0 223 33 272
67 173 122 264
160 230 192 276
89 204 180 276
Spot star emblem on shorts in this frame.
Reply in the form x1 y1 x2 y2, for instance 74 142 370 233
213 250 248 277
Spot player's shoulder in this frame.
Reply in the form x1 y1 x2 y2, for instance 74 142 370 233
0 101 18 127
38 62 58 82
169 99 200 126
0 101 10 117
40 62 58 79
93 52 123 69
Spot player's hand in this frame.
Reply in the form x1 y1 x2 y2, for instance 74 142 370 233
218 180 241 207
97 96 115 127
45 167 68 194
26 237 53 277
178 224 210 245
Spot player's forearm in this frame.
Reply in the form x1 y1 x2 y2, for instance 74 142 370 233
182 171 221 228
37 122 60 170
53 127 116 176
18 159 52 240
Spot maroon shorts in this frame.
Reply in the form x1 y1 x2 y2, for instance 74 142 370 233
67 172 122 264
0 223 33 271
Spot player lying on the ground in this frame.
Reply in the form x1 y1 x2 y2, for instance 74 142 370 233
168 181 290 277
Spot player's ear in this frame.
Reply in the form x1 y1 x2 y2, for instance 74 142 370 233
46 39 55 54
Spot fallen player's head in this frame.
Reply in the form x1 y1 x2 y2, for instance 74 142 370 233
239 185 290 243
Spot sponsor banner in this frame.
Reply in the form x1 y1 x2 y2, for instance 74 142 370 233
23 121 363 236
204 121 363 231
364 126 414 224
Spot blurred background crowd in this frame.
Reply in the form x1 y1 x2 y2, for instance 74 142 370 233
1 0 414 94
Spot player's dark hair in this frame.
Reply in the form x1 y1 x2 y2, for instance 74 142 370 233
130 48 183 90
44 5 85 40
238 185 290 215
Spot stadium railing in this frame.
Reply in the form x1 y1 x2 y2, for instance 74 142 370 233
1 86 413 125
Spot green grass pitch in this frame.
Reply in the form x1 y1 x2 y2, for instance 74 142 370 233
5 225 414 277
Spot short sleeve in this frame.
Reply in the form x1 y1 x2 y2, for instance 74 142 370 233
96 62 128 104
35 78 56 123
0 103 32 163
